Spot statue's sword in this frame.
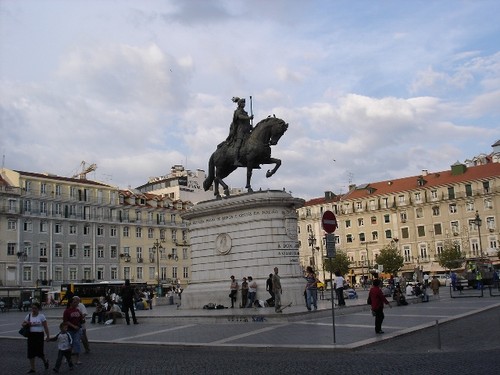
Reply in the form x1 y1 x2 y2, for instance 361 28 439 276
249 95 253 126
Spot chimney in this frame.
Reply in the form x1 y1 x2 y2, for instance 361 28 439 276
422 169 428 176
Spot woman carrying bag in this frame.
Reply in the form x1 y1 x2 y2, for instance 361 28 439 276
22 302 50 373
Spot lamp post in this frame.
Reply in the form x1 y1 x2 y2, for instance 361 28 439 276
474 211 483 258
308 233 317 267
153 238 165 296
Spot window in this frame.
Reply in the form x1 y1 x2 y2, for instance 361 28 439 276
414 192 421 202
415 207 423 218
69 224 77 235
345 220 351 228
183 248 189 260
149 267 155 280
8 243 16 255
372 231 378 241
384 214 390 223
449 203 457 214
39 266 47 282
24 220 33 232
97 226 104 236
83 267 92 280
148 228 154 239
97 245 104 258
346 234 353 243
483 181 490 193
24 199 31 213
69 267 77 281
110 245 118 258
84 224 91 235
97 267 104 280
54 223 63 234
419 244 428 260
436 242 443 256
432 206 440 216
359 233 365 242
434 223 442 235
123 227 129 237
484 198 493 209
54 244 62 257
401 227 409 239
385 230 392 239
83 245 91 258
403 246 411 262
400 212 407 222
137 267 143 280
54 267 62 281
137 247 143 260
358 218 364 226
8 219 17 230
486 217 495 230
451 221 459 234
466 201 474 212
431 190 438 200
170 214 176 224
465 184 472 197
111 267 118 280
23 266 32 282
417 226 425 237
135 227 142 238
69 244 77 258
55 185 62 197
39 243 47 257
398 195 405 204
471 240 479 257
371 216 377 224
448 187 455 199
356 202 363 210
40 201 47 214
172 266 178 279
183 267 189 279
369 200 376 210
382 198 389 208
110 226 117 237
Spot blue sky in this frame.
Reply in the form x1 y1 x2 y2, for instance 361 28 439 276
1 0 499 200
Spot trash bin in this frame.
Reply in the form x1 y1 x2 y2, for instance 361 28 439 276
169 295 174 305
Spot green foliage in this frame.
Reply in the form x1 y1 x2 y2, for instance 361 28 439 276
323 250 350 276
375 243 404 275
437 239 465 270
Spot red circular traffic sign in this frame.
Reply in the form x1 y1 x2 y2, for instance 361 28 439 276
322 210 337 233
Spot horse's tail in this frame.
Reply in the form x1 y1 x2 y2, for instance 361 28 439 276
203 153 215 191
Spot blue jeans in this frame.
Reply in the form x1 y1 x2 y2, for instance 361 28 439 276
247 292 256 307
68 329 82 354
306 288 317 310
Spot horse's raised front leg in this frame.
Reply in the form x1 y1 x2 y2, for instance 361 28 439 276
266 158 281 178
245 166 253 192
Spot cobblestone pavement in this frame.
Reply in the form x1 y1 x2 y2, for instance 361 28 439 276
1 288 499 374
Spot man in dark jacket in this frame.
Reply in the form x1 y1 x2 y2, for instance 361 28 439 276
120 279 138 325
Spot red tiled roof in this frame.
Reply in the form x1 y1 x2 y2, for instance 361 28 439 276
305 163 500 205
15 170 112 187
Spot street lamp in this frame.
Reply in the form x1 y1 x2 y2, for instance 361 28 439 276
308 233 317 267
153 238 165 296
474 211 483 258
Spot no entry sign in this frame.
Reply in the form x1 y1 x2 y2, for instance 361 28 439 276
322 210 337 234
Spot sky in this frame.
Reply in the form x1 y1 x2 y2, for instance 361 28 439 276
1 0 499 201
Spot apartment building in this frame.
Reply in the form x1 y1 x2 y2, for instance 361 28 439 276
298 162 500 284
0 168 192 294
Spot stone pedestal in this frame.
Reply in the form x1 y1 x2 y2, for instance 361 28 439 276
180 190 305 309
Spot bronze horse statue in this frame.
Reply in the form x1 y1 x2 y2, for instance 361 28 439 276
203 116 288 199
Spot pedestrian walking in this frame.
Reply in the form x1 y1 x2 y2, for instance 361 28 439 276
246 276 257 307
334 270 346 306
369 278 391 334
49 322 74 372
430 276 440 298
304 266 318 311
63 297 83 365
22 302 50 373
229 275 239 308
272 267 282 313
120 279 139 325
241 277 248 308
74 296 90 353
266 273 275 306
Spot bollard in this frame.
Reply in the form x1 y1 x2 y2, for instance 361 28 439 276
436 319 441 350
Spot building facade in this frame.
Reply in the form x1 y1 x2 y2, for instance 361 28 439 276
0 168 192 295
298 162 500 284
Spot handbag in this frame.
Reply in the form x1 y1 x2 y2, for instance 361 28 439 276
19 314 30 337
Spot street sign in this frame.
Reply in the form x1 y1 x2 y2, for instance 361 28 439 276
326 233 336 258
322 210 338 233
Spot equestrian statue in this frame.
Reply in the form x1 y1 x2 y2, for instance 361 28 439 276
203 96 288 199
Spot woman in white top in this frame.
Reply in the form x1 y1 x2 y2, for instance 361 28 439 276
22 302 50 373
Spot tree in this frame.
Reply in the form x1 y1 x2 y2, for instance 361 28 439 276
437 239 465 271
323 250 350 276
375 243 404 275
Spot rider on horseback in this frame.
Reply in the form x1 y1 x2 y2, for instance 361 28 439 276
227 97 254 167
